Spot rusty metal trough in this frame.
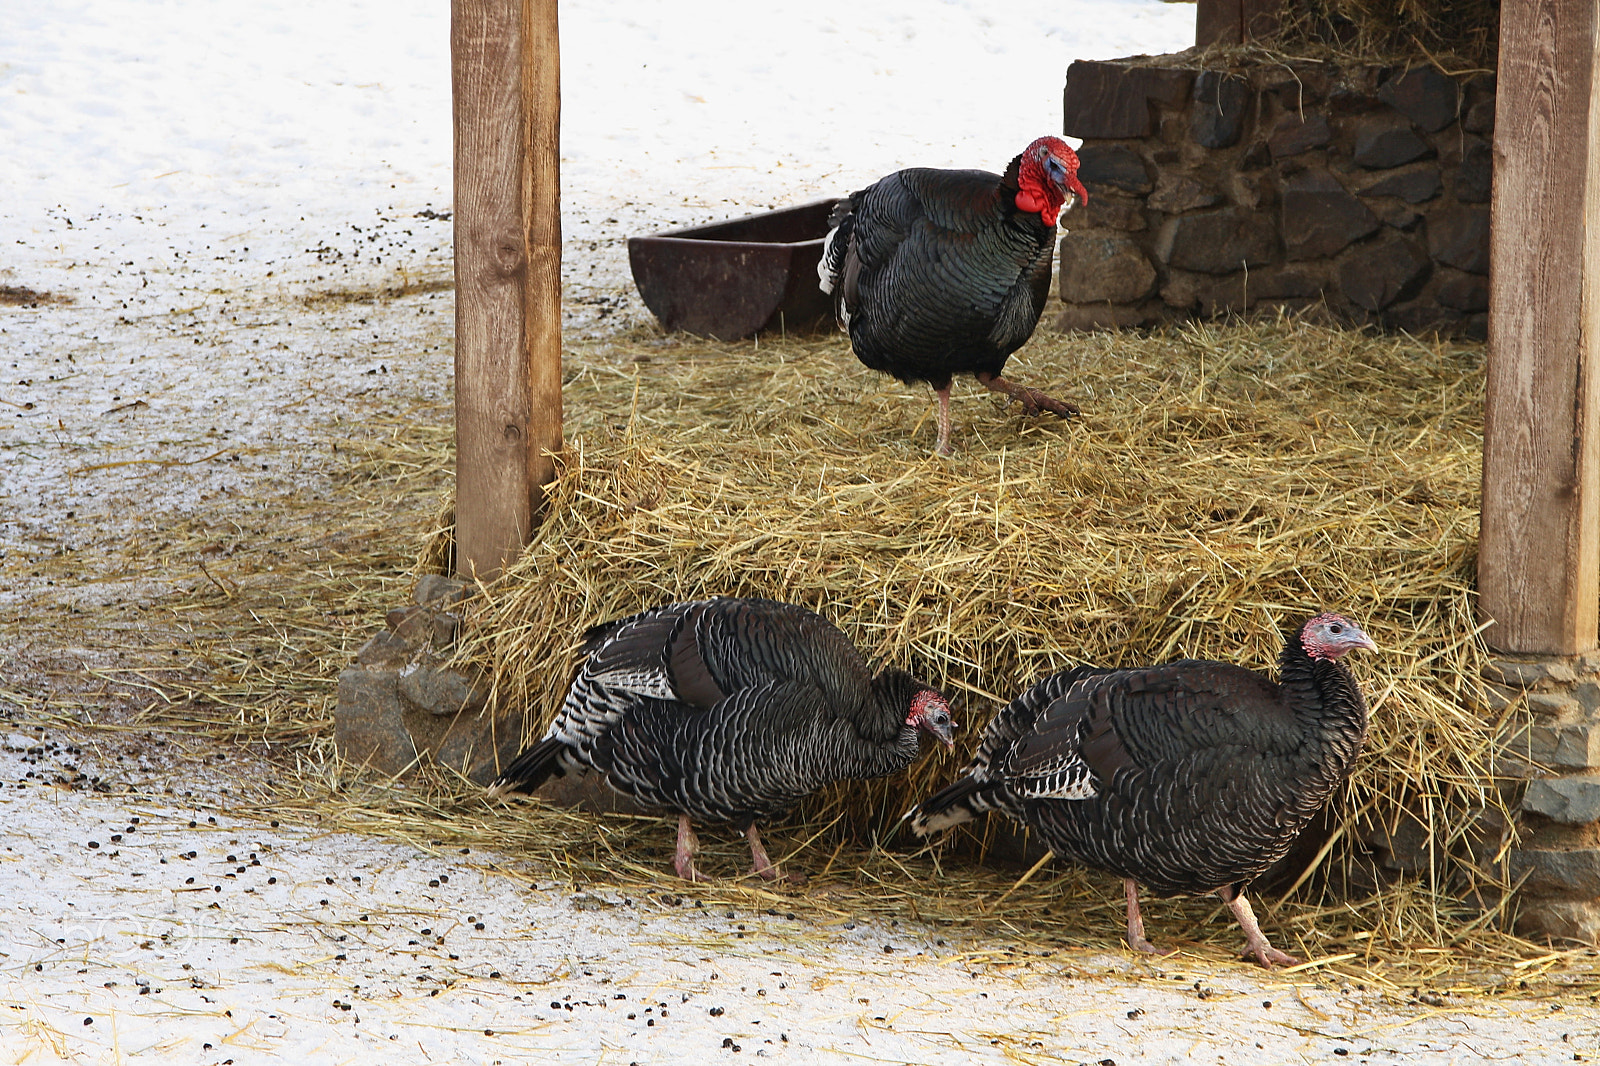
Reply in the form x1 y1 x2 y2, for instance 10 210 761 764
628 198 841 340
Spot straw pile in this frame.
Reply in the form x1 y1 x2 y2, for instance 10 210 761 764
1265 0 1499 70
422 314 1517 932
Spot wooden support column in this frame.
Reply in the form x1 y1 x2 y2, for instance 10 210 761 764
1195 0 1279 47
451 0 562 581
1480 0 1600 655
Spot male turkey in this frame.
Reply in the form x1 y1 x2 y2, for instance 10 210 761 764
818 135 1088 456
489 597 956 882
908 613 1377 967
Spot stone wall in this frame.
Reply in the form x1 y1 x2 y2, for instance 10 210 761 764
1487 653 1600 943
1059 56 1494 338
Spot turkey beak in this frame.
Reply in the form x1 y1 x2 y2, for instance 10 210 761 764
928 714 957 749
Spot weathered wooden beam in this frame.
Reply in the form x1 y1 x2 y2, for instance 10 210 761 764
450 0 562 582
1196 0 1279 47
1480 0 1600 654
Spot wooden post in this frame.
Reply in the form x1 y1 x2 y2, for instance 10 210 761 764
1480 0 1600 655
1196 0 1279 47
451 0 563 582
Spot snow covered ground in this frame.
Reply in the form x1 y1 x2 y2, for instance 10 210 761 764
4 0 1598 1061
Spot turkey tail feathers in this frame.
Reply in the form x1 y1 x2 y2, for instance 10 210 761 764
906 774 994 836
485 737 569 800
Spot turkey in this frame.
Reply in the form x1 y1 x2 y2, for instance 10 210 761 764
489 596 956 882
908 613 1377 967
818 135 1088 456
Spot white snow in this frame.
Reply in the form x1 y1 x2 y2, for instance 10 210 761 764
4 1 1597 1061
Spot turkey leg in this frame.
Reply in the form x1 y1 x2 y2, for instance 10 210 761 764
1219 886 1298 968
674 813 707 882
745 823 781 881
745 823 805 883
975 372 1079 420
1123 879 1171 956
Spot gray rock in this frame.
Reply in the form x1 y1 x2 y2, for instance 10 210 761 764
1059 234 1158 304
1353 118 1435 169
1338 237 1430 312
1516 899 1600 946
1523 775 1600 824
1462 97 1495 134
1160 207 1278 274
1427 205 1491 274
384 605 433 644
1376 66 1461 132
1367 812 1432 871
1267 113 1332 158
416 574 472 609
1487 658 1580 687
1454 138 1492 203
430 705 529 785
1063 60 1194 140
1077 145 1152 195
1435 270 1488 312
1281 170 1379 260
356 630 414 667
1077 193 1146 232
1368 201 1422 231
1509 721 1600 770
1356 165 1441 204
1510 846 1600 896
1147 174 1221 214
1528 691 1580 717
1191 70 1250 149
397 663 487 716
1574 680 1600 715
334 667 415 776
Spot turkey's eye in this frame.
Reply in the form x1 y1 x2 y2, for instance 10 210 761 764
1329 623 1344 635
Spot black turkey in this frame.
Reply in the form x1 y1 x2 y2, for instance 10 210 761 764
818 135 1088 456
489 596 956 882
909 613 1377 967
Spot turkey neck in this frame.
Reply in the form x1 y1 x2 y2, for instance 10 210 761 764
834 667 927 778
1276 636 1369 778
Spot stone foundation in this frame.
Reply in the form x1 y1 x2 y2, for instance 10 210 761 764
333 575 642 812
334 574 524 784
1059 55 1493 337
1485 652 1600 943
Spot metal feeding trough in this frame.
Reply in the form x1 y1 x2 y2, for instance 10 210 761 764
628 198 841 340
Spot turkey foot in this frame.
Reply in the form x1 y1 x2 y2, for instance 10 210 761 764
745 824 806 884
1221 889 1298 968
674 814 708 882
975 372 1080 419
1125 879 1176 957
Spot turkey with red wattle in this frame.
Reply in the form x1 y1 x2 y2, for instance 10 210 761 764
909 613 1378 967
819 135 1088 455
